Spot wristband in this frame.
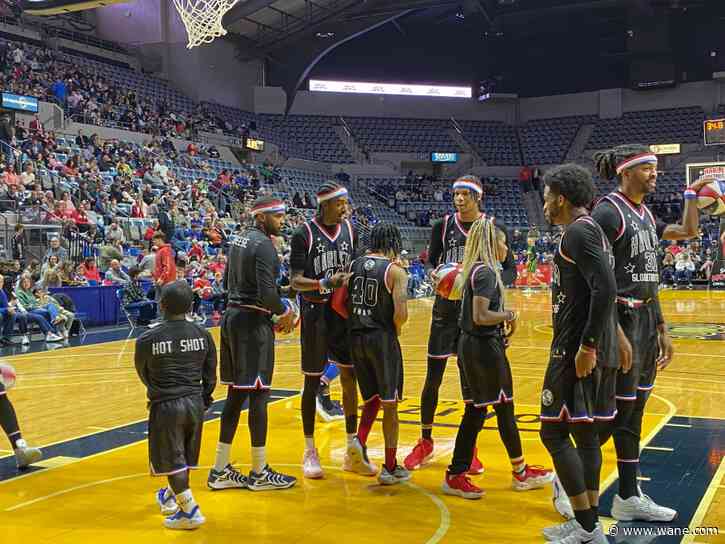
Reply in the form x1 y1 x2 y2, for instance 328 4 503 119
579 345 596 354
684 189 697 201
319 278 330 291
507 310 517 322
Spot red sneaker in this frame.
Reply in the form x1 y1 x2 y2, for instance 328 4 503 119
403 438 434 470
442 472 484 500
512 464 555 491
467 447 485 475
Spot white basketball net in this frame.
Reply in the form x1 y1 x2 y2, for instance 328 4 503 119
172 0 242 49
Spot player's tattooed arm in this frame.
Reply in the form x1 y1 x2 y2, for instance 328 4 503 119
653 296 674 370
202 331 217 408
391 264 409 337
256 241 286 316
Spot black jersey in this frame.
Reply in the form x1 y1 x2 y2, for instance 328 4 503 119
348 255 396 333
428 213 481 267
134 320 217 405
459 263 503 337
550 215 617 356
224 225 286 315
592 192 665 300
290 218 355 300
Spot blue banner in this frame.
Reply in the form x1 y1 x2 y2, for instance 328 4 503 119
1 92 39 113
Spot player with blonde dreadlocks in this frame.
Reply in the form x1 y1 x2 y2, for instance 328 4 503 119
442 217 554 499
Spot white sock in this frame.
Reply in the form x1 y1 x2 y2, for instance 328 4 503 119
175 489 197 514
346 434 355 448
14 438 27 450
251 446 266 474
304 436 315 451
213 442 232 472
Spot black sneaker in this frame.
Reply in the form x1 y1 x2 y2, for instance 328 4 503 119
248 465 297 491
316 392 344 422
207 464 248 490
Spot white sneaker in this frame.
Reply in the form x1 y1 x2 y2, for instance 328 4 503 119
45 332 63 342
552 474 575 520
303 448 323 479
21 335 30 345
548 523 608 543
14 439 42 468
156 488 178 516
543 519 582 541
611 493 677 522
377 464 411 486
343 437 377 476
207 464 248 490
163 506 205 530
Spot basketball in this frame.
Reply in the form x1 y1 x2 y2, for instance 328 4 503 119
434 263 464 300
0 363 17 390
695 179 725 215
272 298 301 333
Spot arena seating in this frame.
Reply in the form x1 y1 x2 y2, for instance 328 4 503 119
346 117 459 154
457 120 521 165
256 115 354 164
586 107 704 150
519 116 597 165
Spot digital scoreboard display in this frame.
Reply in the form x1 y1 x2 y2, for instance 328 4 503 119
431 152 458 163
245 138 265 152
704 119 725 146
1 92 38 113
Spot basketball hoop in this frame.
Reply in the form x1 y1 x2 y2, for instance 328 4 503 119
172 0 242 49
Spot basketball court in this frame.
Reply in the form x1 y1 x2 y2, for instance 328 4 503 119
0 290 722 543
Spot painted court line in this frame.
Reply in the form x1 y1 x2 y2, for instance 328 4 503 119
682 457 725 544
666 423 693 428
642 446 675 452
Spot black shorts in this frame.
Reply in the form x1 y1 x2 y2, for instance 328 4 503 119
616 303 659 401
350 329 403 403
300 300 350 375
457 332 513 407
594 367 618 421
540 349 599 424
148 396 204 476
427 296 461 360
220 307 275 389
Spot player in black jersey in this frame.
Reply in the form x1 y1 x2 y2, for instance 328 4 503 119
134 281 217 530
442 217 553 500
208 197 297 493
0 379 42 469
347 223 411 485
405 175 485 472
539 164 617 544
582 145 706 522
289 181 369 479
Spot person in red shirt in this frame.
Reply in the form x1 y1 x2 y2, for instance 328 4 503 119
73 202 90 231
152 231 176 300
78 257 101 284
207 253 225 274
188 240 204 261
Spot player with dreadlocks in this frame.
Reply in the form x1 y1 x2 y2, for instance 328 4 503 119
405 175 486 473
545 145 707 525
289 180 374 479
346 223 410 485
442 217 553 499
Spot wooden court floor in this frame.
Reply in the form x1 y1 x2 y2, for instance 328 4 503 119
0 290 723 543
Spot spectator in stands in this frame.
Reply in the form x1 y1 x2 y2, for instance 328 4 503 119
39 255 60 287
44 237 68 263
99 239 123 271
152 231 176 300
0 113 14 163
138 246 156 277
105 259 130 285
3 164 19 187
106 222 126 245
121 267 155 326
20 163 34 187
11 223 24 263
14 276 63 342
675 251 695 288
75 256 99 283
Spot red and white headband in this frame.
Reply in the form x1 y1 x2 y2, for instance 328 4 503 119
317 186 348 203
452 179 483 195
251 200 286 215
616 153 658 175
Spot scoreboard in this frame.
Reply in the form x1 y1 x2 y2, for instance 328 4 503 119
704 119 725 146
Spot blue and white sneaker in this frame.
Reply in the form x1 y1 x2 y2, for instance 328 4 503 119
163 506 206 530
207 464 248 490
156 487 178 516
248 465 297 491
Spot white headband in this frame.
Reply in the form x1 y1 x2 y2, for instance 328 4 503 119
317 187 348 202
252 203 286 215
615 153 658 175
452 180 483 195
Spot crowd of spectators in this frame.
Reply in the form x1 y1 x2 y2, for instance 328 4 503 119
0 40 250 141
